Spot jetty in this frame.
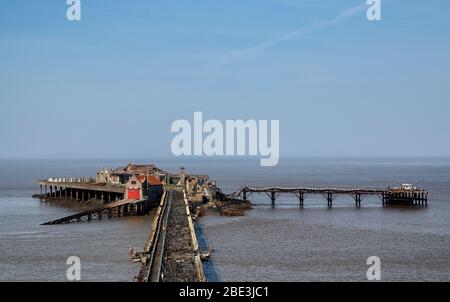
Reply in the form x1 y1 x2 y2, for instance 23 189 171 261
229 184 428 207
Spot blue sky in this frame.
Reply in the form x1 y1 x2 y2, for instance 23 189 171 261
1 0 450 158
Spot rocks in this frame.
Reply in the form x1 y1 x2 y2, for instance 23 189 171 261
216 198 252 216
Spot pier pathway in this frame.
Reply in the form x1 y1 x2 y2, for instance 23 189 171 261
137 188 205 282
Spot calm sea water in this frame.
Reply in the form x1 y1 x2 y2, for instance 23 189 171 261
1 157 449 281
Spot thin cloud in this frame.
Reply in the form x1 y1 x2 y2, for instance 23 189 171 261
211 3 367 67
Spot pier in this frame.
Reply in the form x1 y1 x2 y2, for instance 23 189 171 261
136 188 206 282
36 164 208 282
229 184 428 207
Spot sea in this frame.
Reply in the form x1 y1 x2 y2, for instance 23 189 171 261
0 157 449 281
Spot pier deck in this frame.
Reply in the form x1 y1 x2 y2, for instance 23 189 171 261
137 188 205 282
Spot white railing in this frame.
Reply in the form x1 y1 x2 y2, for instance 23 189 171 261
47 177 95 183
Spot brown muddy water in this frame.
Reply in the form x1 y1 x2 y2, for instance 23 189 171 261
1 157 449 281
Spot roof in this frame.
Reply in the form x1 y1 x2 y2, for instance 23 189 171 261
137 175 163 186
112 163 167 175
148 175 163 185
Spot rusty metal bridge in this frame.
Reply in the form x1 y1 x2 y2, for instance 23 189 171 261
228 185 428 207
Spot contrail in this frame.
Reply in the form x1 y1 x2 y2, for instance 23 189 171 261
210 3 367 67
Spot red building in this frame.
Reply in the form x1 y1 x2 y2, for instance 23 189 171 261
138 175 164 202
125 175 143 200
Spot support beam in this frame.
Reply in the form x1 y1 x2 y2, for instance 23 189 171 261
354 192 361 207
327 192 333 206
271 191 276 207
299 191 304 206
